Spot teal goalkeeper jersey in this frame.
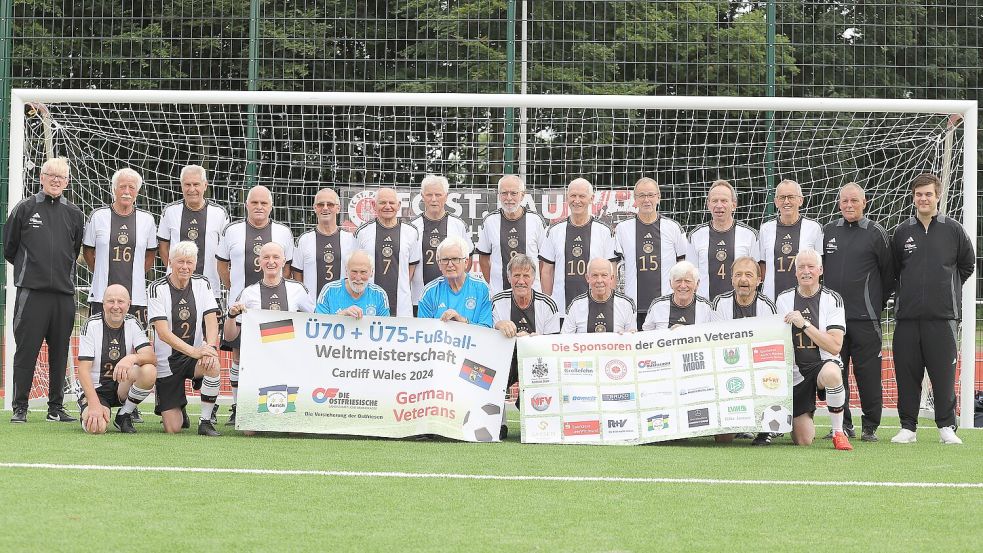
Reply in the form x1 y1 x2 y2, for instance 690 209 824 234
417 274 493 328
315 279 391 317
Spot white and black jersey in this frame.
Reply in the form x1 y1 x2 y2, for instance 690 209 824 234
292 228 356 302
354 220 421 317
686 221 759 300
775 286 846 385
409 213 473 304
491 290 561 335
758 216 824 300
83 206 158 305
77 314 150 386
561 292 636 334
614 215 688 315
539 217 616 316
233 278 314 316
157 200 229 298
147 275 220 378
476 209 548 295
216 220 295 304
710 291 778 322
642 294 714 331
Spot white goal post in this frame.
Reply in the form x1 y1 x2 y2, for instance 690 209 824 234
3 89 978 427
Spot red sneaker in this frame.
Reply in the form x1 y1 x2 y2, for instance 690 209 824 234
832 431 853 451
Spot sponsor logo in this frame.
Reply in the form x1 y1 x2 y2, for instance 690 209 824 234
752 344 785 364
687 408 711 428
723 348 740 365
530 393 553 412
680 351 706 373
725 377 745 394
562 360 594 375
531 358 549 380
760 373 781 390
607 419 628 429
647 413 670 431
562 394 598 403
601 392 635 402
311 387 380 408
563 420 600 436
604 359 628 380
258 384 299 414
726 404 748 414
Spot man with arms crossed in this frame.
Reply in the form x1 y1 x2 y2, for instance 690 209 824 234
149 241 222 436
775 248 852 450
540 178 616 322
821 182 893 442
354 187 421 317
477 175 547 295
411 175 473 314
293 187 356 303
686 180 759 301
614 177 687 330
890 173 974 445
76 284 156 434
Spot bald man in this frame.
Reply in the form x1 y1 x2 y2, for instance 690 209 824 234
353 187 421 317
216 185 294 423
293 187 356 302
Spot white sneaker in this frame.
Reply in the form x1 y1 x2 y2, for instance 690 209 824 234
938 426 962 445
891 429 917 443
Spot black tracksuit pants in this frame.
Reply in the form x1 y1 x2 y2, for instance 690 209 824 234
840 319 884 431
11 288 76 410
892 319 958 431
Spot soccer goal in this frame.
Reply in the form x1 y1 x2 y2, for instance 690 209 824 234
3 90 978 427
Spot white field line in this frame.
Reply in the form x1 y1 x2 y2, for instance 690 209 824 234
1 462 980 488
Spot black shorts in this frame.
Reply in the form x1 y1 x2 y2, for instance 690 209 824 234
154 354 202 415
77 381 125 414
90 302 148 327
792 359 844 418
220 333 241 351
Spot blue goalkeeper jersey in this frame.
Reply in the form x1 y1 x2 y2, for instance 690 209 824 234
315 280 391 317
417 274 493 328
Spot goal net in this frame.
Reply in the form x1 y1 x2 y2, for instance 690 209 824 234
3 91 978 425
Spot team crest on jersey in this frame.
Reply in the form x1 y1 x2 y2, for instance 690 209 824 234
178 307 191 321
269 303 282 311
429 236 440 248
382 245 394 258
781 243 793 255
188 228 199 240
117 231 129 245
366 306 377 316
715 250 727 261
594 322 608 333
465 297 477 310
572 245 583 258
253 244 263 255
507 236 519 249
108 339 121 361
642 243 654 254
324 251 335 264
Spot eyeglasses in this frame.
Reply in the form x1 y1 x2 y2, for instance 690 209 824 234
499 191 521 197
437 257 467 265
316 202 338 208
42 172 68 182
776 194 801 202
635 193 659 200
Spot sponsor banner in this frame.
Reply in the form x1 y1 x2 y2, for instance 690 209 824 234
518 315 794 445
238 310 513 442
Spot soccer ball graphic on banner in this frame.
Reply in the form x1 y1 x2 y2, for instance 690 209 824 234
461 403 502 442
760 404 793 433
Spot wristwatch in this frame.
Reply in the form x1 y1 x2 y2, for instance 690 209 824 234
801 320 812 330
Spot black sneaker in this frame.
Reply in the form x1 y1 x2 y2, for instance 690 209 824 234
46 407 77 422
844 426 856 439
499 424 509 440
861 428 879 442
10 407 27 423
225 404 237 427
181 406 190 429
751 432 774 446
114 411 137 434
210 405 219 425
198 419 221 437
130 407 144 423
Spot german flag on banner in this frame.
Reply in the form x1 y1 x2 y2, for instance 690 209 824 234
260 319 295 343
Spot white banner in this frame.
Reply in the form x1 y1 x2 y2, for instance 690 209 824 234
517 315 795 445
237 310 513 441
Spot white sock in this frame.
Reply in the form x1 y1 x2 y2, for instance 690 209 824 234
119 384 152 415
230 363 240 404
199 376 221 421
826 384 846 433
